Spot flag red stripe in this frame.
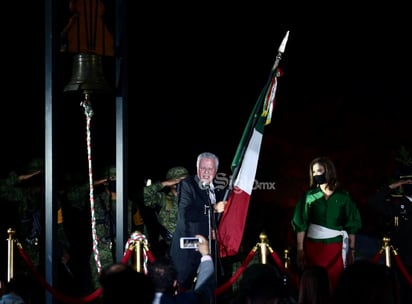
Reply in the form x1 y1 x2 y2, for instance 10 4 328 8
218 186 250 257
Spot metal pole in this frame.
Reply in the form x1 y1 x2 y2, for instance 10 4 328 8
383 236 391 267
7 228 15 282
259 232 268 264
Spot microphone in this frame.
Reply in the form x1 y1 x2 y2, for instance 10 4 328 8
201 181 210 190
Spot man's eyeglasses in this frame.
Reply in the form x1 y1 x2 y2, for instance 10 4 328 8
199 167 216 173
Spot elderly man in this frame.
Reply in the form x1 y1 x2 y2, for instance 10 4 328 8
169 152 227 291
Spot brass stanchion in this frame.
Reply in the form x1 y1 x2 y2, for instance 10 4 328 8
283 249 290 270
258 232 268 264
134 240 142 273
7 228 16 282
382 236 391 267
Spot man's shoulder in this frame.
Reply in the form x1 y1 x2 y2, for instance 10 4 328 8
180 175 198 187
159 293 176 304
173 291 199 303
160 292 198 304
0 293 25 304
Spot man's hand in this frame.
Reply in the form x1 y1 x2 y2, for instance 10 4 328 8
195 234 209 256
19 170 43 181
162 176 186 187
389 179 412 190
213 200 227 213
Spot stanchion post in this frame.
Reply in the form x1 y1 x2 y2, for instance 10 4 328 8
283 249 290 269
7 228 16 282
383 236 391 267
258 232 268 264
134 240 142 272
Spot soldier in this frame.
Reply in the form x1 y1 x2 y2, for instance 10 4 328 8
88 166 139 290
367 164 412 304
143 166 189 257
0 158 70 269
0 158 70 302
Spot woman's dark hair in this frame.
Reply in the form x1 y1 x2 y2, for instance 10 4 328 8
309 156 339 191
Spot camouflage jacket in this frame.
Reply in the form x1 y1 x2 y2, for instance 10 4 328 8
0 171 69 264
143 181 178 235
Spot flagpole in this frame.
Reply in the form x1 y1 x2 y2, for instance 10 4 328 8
272 30 289 72
222 30 290 201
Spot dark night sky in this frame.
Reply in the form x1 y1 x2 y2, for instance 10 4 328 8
1 2 411 244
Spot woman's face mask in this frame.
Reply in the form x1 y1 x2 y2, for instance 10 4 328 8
313 173 327 185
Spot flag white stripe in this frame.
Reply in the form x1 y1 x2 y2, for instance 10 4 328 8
234 128 263 195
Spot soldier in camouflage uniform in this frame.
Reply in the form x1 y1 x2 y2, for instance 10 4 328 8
143 166 188 256
0 159 45 270
0 158 70 301
88 166 138 290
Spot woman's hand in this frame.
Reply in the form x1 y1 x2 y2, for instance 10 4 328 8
346 248 356 266
296 248 306 270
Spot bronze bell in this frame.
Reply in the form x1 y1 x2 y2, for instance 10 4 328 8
63 53 112 94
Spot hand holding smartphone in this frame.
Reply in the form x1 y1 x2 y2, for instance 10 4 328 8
179 237 202 249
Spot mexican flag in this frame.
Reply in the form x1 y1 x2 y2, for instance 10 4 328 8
218 74 279 258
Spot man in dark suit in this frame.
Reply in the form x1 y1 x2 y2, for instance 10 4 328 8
169 152 227 292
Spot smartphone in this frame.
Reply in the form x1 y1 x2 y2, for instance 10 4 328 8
179 237 201 249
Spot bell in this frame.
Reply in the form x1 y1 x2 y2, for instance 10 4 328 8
64 53 112 94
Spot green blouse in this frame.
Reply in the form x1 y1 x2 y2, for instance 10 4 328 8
291 187 362 240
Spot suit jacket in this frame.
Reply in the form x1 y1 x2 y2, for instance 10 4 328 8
154 258 215 304
169 175 225 289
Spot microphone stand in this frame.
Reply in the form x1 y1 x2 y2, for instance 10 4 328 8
204 185 224 304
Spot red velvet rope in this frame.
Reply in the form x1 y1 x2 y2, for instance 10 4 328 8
15 238 412 302
213 248 257 296
121 248 133 264
18 245 102 304
371 248 384 264
15 238 155 303
146 249 155 263
270 250 286 272
269 250 300 289
393 254 412 286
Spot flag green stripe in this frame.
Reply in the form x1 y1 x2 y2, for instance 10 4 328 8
230 74 274 171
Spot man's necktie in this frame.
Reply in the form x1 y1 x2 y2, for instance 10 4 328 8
208 185 216 204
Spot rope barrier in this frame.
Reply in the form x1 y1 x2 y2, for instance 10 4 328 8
215 232 297 296
7 231 153 303
392 249 412 286
124 231 151 274
214 246 257 296
5 230 412 303
269 247 286 272
17 241 102 304
371 247 384 264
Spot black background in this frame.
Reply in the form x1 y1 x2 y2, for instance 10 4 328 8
1 1 411 247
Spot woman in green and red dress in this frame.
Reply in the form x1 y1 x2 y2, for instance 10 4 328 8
291 156 362 291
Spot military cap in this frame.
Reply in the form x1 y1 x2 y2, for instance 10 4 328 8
166 166 189 180
101 166 116 179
